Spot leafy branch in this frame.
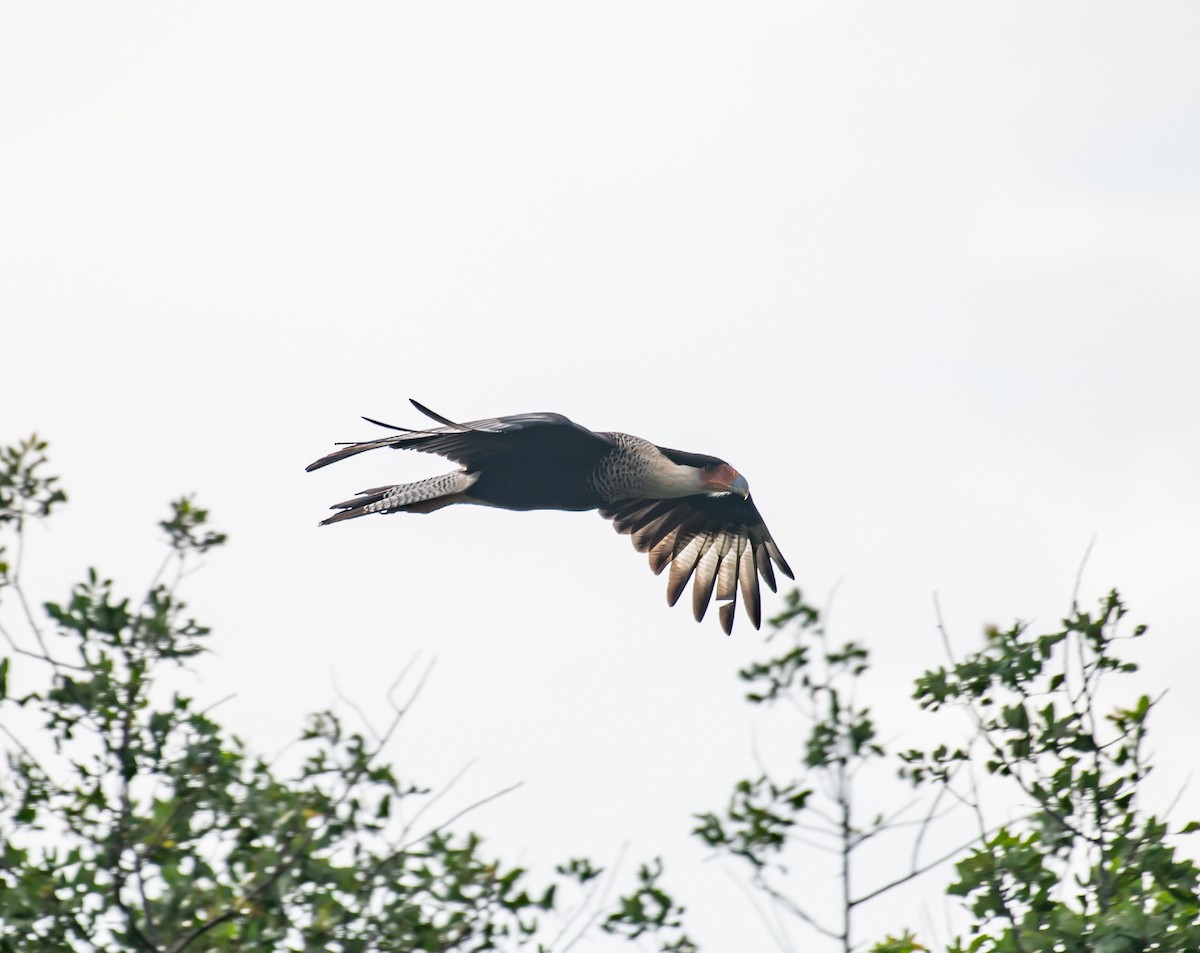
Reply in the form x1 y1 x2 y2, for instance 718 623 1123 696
0 438 695 953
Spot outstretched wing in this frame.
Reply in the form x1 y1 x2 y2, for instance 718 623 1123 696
306 400 613 472
599 494 793 634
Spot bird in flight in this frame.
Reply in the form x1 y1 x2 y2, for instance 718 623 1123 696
306 400 793 633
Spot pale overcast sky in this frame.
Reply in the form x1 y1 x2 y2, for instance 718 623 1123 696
3 3 1199 949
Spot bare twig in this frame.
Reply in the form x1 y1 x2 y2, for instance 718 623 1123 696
784 831 841 855
145 550 175 599
0 581 87 672
557 841 628 953
395 781 523 857
396 757 480 844
0 720 39 766
837 754 851 952
386 655 429 713
332 671 380 742
852 831 992 908
1070 536 1097 613
911 774 953 870
0 625 87 671
932 593 957 666
197 693 237 717
723 867 796 953
550 842 626 953
754 875 840 941
12 527 53 660
1164 772 1194 825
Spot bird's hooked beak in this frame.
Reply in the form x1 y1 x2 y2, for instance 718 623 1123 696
706 463 750 499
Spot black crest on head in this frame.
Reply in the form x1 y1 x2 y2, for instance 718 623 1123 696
657 446 728 470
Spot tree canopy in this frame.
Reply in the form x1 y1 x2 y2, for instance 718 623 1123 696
2 436 1196 951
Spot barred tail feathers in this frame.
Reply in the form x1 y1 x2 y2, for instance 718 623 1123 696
320 471 479 525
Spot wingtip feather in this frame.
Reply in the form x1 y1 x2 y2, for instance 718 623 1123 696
408 398 468 430
739 545 761 630
718 600 735 635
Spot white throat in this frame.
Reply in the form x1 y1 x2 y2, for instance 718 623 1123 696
644 458 708 499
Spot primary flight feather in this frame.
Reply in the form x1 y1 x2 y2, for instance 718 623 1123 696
306 400 793 633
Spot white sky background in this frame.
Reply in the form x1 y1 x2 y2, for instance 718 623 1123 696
3 2 1199 949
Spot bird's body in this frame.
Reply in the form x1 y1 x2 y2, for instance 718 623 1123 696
307 401 793 633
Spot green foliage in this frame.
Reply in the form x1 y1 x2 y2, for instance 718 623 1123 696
555 857 603 885
8 434 1197 953
871 933 928 953
0 435 67 593
704 584 1199 952
695 590 918 949
906 593 1200 952
0 435 67 526
602 859 695 951
693 776 810 870
159 497 227 554
0 438 693 953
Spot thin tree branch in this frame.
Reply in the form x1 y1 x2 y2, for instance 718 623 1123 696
557 841 628 953
852 830 994 908
1070 536 1097 613
332 670 381 742
837 754 851 953
395 781 523 857
723 866 795 953
911 773 953 870
753 874 841 941
12 526 53 660
395 757 480 846
0 720 38 766
1164 772 1194 826
0 608 87 671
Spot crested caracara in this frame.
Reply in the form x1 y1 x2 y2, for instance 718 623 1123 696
307 400 793 633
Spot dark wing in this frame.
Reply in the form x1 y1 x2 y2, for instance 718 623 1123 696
306 400 613 472
599 494 793 634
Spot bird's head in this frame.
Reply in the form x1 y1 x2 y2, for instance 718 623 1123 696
701 461 750 499
657 447 750 499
